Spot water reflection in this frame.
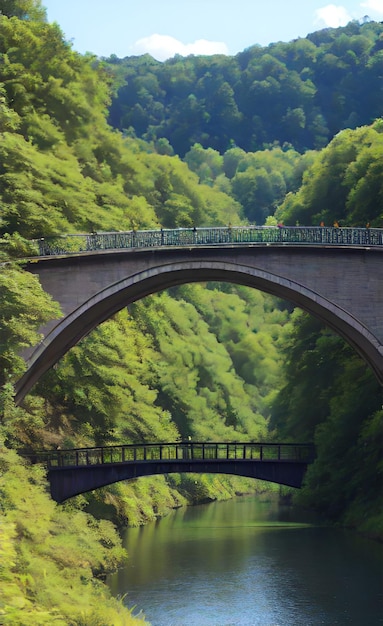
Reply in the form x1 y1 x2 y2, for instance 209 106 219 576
109 497 383 626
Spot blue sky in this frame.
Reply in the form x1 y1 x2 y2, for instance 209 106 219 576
42 1 383 60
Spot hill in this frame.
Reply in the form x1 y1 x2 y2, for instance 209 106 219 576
107 20 383 155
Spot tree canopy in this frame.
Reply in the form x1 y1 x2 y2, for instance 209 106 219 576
107 21 383 156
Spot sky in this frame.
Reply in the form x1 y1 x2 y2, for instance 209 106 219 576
42 0 383 61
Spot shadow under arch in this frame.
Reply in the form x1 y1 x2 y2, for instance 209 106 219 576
14 260 383 404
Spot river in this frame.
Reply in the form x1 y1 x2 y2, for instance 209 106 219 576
109 496 383 626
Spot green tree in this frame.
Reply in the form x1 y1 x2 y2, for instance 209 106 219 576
0 442 146 624
184 143 224 185
0 260 60 386
276 123 383 226
0 0 46 20
270 309 383 536
232 166 274 223
107 21 383 155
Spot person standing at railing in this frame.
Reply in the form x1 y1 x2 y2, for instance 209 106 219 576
366 222 371 244
319 222 325 244
332 221 341 244
193 226 197 245
182 436 192 460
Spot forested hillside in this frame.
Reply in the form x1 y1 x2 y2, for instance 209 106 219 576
0 1 382 623
107 22 383 225
107 20 383 155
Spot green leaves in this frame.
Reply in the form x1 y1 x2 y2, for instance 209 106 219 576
0 0 46 21
0 262 61 386
276 124 383 226
107 21 383 155
270 308 383 536
35 311 180 446
0 444 145 625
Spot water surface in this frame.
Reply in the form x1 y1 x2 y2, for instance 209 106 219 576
109 497 383 626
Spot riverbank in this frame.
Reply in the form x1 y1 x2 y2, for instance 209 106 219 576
84 472 272 528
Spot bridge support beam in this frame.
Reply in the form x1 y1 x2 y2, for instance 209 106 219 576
48 460 309 502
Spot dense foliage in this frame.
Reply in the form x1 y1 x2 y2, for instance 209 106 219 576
0 4 244 237
275 120 383 227
270 312 383 538
107 21 383 155
0 1 382 622
0 432 153 624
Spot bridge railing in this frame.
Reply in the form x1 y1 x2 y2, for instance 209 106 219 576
21 442 316 468
32 226 383 256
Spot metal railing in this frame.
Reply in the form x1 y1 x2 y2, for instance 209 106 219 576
21 442 316 468
32 226 383 256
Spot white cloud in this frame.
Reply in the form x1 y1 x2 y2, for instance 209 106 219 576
360 0 383 16
131 34 229 61
314 4 352 28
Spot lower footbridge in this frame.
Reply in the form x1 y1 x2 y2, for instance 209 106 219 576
25 442 316 503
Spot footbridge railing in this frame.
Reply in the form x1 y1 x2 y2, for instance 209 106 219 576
31 226 383 256
25 441 316 468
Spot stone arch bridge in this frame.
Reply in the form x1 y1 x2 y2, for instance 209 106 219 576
15 226 383 403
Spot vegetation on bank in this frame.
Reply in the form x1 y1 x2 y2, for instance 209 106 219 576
0 437 149 625
0 0 382 622
269 312 383 540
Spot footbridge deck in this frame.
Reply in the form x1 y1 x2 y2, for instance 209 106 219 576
24 442 316 503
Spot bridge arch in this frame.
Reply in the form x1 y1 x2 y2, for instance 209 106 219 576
15 257 383 403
